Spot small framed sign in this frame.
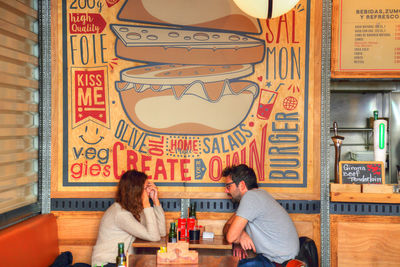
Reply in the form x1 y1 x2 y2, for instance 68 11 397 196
339 161 385 184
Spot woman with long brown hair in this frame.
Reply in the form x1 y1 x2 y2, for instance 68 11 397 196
91 170 166 267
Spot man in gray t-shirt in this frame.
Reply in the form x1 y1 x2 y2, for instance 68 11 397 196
222 164 299 266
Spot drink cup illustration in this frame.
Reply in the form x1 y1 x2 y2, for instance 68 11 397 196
257 89 278 120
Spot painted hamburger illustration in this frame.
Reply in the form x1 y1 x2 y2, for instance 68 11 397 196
111 0 265 135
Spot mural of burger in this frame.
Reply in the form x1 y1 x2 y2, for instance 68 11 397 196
111 0 265 135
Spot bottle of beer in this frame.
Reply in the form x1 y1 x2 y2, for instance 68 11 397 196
116 242 127 267
168 222 177 243
189 202 196 219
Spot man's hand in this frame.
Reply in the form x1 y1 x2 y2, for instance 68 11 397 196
238 231 256 253
233 243 248 260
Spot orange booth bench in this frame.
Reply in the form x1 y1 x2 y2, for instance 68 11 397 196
0 214 60 267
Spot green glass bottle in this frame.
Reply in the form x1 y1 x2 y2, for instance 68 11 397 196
116 242 126 267
168 222 177 243
374 110 378 120
189 203 196 219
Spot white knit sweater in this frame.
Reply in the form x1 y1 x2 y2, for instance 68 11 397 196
91 202 166 266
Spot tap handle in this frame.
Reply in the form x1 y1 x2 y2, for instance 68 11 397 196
333 121 338 136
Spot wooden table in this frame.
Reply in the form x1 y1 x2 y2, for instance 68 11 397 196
128 254 239 267
132 235 232 250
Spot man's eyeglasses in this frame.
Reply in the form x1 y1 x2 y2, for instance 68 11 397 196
225 181 235 189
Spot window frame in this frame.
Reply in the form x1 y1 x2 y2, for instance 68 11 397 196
0 0 51 229
38 0 52 215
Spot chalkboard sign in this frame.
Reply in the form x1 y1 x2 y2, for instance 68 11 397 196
339 161 385 184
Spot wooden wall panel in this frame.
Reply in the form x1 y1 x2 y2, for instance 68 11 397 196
331 214 400 267
54 211 320 264
53 211 101 264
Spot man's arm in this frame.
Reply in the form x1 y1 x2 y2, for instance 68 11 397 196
225 215 248 244
226 215 256 253
224 214 248 259
223 213 236 237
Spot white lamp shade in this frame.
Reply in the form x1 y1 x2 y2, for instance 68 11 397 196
233 0 300 19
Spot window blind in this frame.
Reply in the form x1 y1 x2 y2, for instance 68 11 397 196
0 0 39 215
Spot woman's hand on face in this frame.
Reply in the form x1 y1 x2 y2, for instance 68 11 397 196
142 188 151 208
146 182 160 206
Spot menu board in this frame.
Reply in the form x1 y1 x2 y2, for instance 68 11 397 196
339 161 385 184
331 0 400 78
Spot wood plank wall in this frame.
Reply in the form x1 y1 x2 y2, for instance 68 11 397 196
331 214 400 267
53 211 320 264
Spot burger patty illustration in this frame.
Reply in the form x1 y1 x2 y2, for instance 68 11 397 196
111 0 265 135
116 64 259 134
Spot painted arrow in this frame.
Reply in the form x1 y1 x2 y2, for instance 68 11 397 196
194 159 207 180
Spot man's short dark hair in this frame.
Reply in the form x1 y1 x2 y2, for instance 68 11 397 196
221 164 258 190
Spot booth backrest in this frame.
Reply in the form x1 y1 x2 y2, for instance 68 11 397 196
0 214 60 267
296 236 319 267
